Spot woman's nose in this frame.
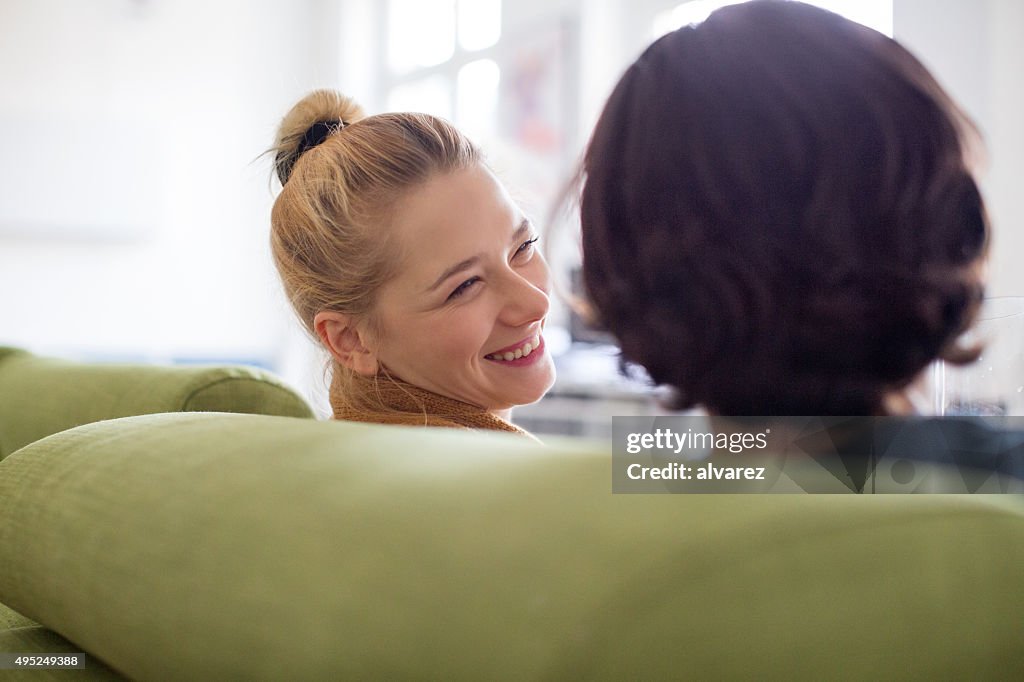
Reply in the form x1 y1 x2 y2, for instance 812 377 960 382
498 269 550 328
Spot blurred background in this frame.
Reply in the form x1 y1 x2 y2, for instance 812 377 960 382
1 0 1022 434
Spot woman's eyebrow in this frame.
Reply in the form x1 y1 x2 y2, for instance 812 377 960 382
510 218 531 242
425 219 532 294
426 256 480 293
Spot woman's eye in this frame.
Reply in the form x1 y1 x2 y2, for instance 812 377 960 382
447 276 480 301
515 237 539 258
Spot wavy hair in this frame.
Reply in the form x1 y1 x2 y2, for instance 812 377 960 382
579 1 987 415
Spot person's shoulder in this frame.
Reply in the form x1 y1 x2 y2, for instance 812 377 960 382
880 416 1024 478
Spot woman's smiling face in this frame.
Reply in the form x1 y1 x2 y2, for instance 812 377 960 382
368 163 556 413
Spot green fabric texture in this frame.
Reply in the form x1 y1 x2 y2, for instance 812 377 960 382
0 627 122 680
0 602 34 630
0 413 1022 680
0 347 314 460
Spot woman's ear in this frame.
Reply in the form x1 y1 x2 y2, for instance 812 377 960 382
314 311 379 376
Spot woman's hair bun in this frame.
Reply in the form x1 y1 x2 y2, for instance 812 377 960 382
272 89 366 185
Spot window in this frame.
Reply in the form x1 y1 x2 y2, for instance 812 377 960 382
382 0 502 143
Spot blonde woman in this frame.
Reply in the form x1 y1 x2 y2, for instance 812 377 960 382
270 90 555 434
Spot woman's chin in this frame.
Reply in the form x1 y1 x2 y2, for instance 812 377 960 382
477 362 556 412
507 375 557 409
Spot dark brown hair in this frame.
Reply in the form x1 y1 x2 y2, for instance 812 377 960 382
579 0 987 415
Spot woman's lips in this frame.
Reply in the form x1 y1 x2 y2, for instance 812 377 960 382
484 335 545 367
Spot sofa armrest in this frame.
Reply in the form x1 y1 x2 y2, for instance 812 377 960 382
0 348 314 459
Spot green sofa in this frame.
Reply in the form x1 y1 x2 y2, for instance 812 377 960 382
0 347 314 459
0 347 319 678
1 349 1023 680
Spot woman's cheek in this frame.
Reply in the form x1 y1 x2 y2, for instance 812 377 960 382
532 256 553 294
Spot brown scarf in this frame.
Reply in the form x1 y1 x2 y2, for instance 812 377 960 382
330 372 535 438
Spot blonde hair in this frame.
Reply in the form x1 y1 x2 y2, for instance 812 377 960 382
269 89 480 415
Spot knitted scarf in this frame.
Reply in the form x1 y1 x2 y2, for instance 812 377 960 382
330 372 534 437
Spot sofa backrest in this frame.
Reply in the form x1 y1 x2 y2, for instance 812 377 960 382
0 347 314 459
1 412 1021 680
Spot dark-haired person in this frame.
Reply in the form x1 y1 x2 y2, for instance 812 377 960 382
579 1 1021 482
270 90 555 433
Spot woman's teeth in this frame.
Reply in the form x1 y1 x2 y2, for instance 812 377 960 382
486 335 540 362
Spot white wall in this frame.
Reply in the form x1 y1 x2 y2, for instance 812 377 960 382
0 0 336 373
